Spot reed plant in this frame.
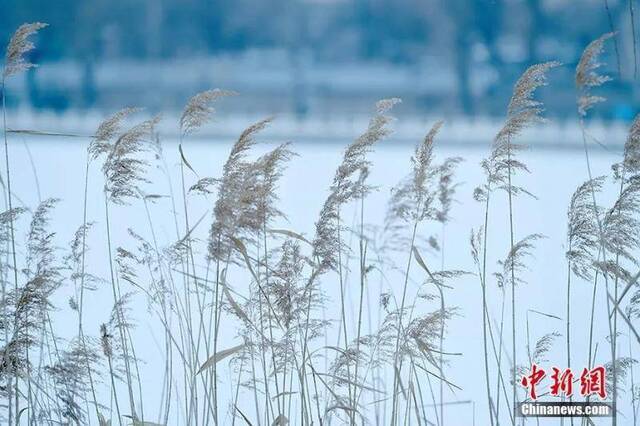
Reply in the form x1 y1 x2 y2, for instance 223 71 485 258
3 19 640 426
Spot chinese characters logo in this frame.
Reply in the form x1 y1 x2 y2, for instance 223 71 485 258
520 364 607 400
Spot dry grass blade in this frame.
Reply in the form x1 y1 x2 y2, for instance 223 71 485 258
196 343 245 375
271 392 298 401
230 235 260 282
314 372 385 394
413 337 443 371
309 363 349 408
267 228 312 246
326 404 361 417
607 291 640 344
413 336 462 357
394 365 407 399
7 129 88 137
610 270 640 318
142 193 168 201
235 406 254 425
411 246 453 289
412 246 460 292
229 235 284 329
16 408 27 424
178 144 197 176
413 362 462 392
223 284 250 324
528 309 562 321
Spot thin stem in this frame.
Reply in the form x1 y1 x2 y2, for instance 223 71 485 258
104 193 138 419
481 190 497 426
391 220 418 425
566 245 574 426
631 0 638 80
604 0 623 78
2 78 20 426
506 137 517 425
335 208 354 423
354 195 366 419
439 222 445 426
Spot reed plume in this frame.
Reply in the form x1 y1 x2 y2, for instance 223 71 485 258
576 33 614 117
102 115 161 204
2 22 48 79
207 118 272 262
496 61 558 422
180 89 237 137
567 177 605 281
2 24 47 424
313 99 399 270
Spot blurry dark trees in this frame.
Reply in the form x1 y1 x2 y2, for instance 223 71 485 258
2 0 624 62
1 0 634 116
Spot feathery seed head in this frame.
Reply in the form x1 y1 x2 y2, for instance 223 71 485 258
3 22 47 79
484 62 558 197
566 177 604 280
494 234 544 288
89 107 141 160
602 175 640 263
180 89 236 137
207 118 275 261
576 33 614 117
312 99 398 271
435 156 463 223
507 61 560 117
332 98 400 200
623 113 640 175
532 332 560 364
102 115 161 204
387 121 444 225
497 61 560 145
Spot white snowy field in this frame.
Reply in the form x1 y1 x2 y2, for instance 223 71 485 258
2 114 633 425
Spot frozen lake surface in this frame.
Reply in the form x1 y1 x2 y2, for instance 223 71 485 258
2 115 632 425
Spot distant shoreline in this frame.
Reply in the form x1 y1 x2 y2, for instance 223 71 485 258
6 110 630 152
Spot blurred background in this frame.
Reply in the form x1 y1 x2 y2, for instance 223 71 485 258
1 0 638 122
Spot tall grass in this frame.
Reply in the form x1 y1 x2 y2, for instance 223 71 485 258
3 20 640 426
